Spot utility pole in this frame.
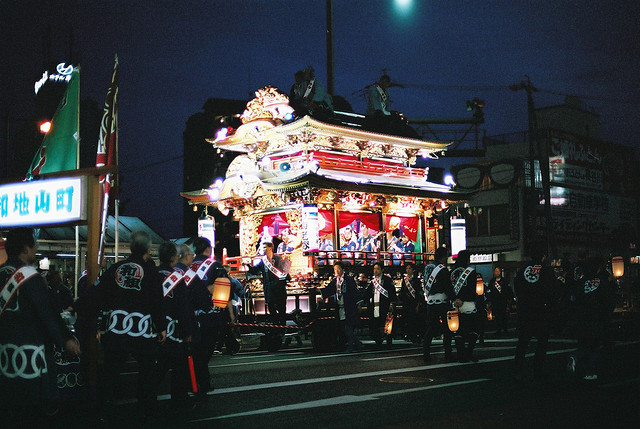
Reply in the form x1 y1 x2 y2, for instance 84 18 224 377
510 76 554 258
326 0 334 95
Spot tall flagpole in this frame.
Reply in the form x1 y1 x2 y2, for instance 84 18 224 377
115 108 119 261
74 67 81 298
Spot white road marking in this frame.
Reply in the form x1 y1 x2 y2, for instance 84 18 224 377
189 378 491 422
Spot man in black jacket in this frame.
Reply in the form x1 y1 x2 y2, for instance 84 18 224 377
94 230 167 420
423 246 455 363
450 250 480 362
513 245 556 380
321 261 364 352
0 228 80 425
367 262 397 346
188 237 227 395
399 262 424 344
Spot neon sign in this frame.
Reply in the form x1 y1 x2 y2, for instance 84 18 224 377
0 177 86 227
34 63 75 95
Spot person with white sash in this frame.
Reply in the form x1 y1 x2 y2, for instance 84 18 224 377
487 266 513 335
246 241 291 351
398 263 424 344
422 246 455 363
300 65 333 121
450 250 480 363
246 241 291 325
157 242 195 408
367 74 392 118
0 227 80 426
189 237 227 396
320 261 364 353
92 230 166 422
366 262 397 346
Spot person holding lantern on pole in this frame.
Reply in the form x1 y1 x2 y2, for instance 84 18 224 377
423 246 455 363
450 250 480 363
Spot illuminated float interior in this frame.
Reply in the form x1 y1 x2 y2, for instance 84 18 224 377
181 87 468 313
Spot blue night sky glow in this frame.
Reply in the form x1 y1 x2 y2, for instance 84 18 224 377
2 0 639 238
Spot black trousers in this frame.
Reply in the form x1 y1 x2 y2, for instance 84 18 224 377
158 342 191 401
454 312 479 361
514 318 551 377
192 324 223 393
423 303 453 358
101 344 159 414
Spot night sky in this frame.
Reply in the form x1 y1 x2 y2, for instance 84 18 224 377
3 0 639 239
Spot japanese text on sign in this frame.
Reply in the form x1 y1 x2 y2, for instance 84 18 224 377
0 177 85 227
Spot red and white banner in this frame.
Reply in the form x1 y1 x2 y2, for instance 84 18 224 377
96 55 119 265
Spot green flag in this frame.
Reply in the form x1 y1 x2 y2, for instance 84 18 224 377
27 67 79 178
414 221 423 261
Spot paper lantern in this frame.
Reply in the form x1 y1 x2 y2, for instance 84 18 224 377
384 312 394 335
476 275 484 295
612 256 624 278
447 310 459 332
211 277 231 308
487 308 493 321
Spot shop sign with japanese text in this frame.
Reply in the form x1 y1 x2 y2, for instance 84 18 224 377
0 177 86 227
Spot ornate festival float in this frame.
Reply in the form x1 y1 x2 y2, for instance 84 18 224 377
181 87 467 330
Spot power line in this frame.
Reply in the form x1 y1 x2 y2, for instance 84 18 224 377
120 154 183 174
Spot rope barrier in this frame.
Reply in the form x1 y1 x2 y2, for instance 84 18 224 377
229 314 392 331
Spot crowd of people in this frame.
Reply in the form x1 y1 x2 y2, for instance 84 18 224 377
317 245 619 383
0 227 621 425
0 228 243 426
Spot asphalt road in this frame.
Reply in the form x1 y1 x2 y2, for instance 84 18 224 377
58 325 640 429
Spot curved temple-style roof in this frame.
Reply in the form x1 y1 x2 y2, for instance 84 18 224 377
210 115 450 165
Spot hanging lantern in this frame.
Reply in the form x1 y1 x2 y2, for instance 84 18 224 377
447 310 459 332
611 256 624 278
487 307 493 321
211 277 231 308
476 274 484 295
384 311 394 335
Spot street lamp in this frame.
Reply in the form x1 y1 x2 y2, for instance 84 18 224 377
39 120 52 134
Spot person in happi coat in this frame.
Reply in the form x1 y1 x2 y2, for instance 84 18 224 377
422 246 455 363
157 242 195 407
450 250 480 362
93 230 166 422
188 237 228 396
0 228 80 426
513 244 556 380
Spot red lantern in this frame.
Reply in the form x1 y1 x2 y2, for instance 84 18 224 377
612 256 624 278
447 310 459 332
211 277 231 308
384 311 394 335
476 274 484 295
